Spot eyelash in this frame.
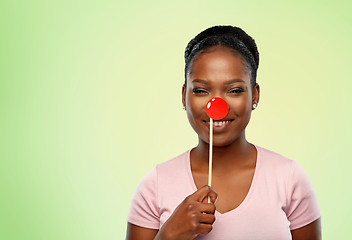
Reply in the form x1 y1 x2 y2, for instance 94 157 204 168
192 89 208 94
192 88 244 95
229 88 244 94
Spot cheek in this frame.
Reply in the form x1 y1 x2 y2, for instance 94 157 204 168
185 93 208 134
230 96 252 117
186 100 204 124
186 91 205 116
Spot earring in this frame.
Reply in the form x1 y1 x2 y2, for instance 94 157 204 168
183 106 186 111
253 103 257 109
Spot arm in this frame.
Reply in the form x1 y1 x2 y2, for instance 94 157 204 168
126 185 217 240
126 222 158 240
291 217 321 240
285 161 321 239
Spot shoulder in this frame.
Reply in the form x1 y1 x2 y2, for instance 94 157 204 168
256 146 311 181
155 150 190 171
127 150 192 229
150 150 191 183
136 149 191 193
256 145 295 171
153 150 192 190
255 145 310 192
139 150 190 179
255 146 320 229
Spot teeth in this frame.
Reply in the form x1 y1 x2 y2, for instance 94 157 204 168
212 120 229 126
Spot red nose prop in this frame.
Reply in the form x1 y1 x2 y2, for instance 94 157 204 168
206 97 229 120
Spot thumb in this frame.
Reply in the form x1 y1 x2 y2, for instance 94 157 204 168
198 186 217 203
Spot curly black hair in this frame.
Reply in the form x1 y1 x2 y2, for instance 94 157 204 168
184 26 259 88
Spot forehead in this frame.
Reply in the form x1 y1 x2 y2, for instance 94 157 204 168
188 46 250 84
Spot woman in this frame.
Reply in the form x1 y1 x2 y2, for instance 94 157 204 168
126 26 321 240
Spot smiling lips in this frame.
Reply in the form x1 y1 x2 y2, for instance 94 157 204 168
212 120 231 126
203 119 234 129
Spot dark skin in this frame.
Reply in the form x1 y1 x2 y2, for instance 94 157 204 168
126 45 321 240
127 185 217 240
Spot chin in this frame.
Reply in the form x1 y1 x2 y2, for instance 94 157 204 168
199 134 236 148
213 131 245 147
213 140 235 148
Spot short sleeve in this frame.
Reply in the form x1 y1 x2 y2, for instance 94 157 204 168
285 161 321 230
127 166 160 229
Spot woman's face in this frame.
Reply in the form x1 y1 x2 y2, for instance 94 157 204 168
182 45 259 147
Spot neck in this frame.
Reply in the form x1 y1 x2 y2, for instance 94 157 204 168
192 132 255 171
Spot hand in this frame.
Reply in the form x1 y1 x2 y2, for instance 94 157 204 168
155 185 217 240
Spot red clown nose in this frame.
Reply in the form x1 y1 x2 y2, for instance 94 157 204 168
205 97 229 120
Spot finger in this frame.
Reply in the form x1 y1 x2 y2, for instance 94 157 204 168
199 203 216 215
200 187 217 204
197 223 213 236
192 185 217 203
197 212 216 224
207 186 217 203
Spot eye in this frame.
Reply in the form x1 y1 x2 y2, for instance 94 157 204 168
192 89 208 95
229 88 244 94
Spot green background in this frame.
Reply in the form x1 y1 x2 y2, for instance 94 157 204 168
1 0 351 239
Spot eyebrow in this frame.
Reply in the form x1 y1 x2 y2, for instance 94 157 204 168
191 79 245 85
225 79 246 85
192 79 209 84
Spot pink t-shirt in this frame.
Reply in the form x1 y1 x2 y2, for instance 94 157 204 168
127 146 320 239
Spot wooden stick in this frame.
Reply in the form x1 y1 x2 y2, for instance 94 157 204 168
208 118 213 203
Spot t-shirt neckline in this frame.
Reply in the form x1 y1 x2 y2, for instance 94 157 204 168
184 145 261 218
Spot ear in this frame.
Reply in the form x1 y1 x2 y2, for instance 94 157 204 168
182 84 186 110
252 83 260 109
